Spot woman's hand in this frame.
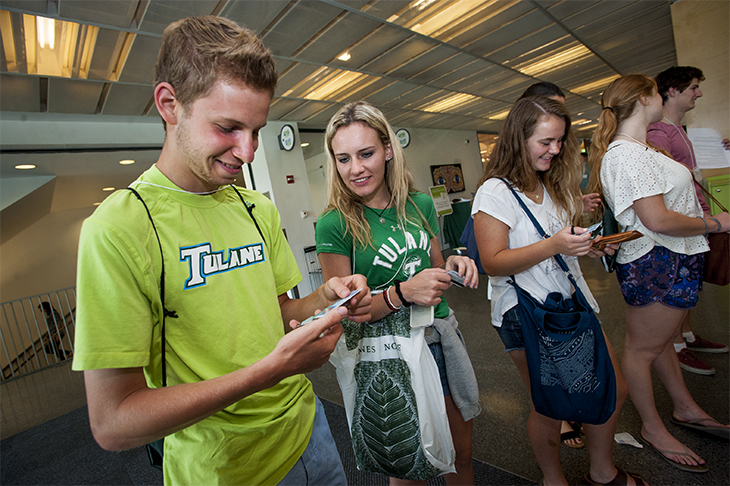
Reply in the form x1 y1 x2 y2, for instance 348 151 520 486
550 226 594 257
581 193 601 213
395 268 451 307
587 236 619 259
444 255 479 289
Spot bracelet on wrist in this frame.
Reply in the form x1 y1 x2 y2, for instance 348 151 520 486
394 280 412 307
699 216 709 236
383 286 401 312
709 216 721 234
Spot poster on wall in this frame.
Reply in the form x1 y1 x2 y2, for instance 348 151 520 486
429 185 453 216
430 164 465 193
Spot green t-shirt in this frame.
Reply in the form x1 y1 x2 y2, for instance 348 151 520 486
73 166 312 485
316 192 448 318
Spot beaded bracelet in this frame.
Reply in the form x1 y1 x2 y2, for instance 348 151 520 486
383 286 401 312
394 280 412 307
709 216 721 234
699 217 709 236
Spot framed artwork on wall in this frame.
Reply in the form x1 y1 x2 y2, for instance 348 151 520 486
430 164 464 194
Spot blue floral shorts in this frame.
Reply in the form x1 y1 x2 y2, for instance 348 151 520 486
616 246 703 309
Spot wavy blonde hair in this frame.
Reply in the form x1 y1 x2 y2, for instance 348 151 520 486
587 75 657 218
477 96 583 223
323 101 434 249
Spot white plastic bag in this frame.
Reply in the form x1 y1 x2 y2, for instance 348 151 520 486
329 307 456 480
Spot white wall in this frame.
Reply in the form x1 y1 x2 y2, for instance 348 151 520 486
256 121 319 296
0 206 92 302
398 127 482 199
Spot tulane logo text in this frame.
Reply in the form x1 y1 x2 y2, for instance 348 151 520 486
180 243 265 289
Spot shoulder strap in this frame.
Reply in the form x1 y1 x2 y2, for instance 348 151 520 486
230 185 267 247
126 187 178 387
498 178 585 297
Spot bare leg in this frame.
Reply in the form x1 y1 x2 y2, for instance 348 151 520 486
622 304 705 467
509 350 567 486
584 333 638 484
443 395 474 486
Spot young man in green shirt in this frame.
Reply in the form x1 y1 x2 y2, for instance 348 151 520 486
73 16 370 485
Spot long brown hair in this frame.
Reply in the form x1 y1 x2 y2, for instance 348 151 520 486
323 101 434 249
477 96 583 223
586 75 656 204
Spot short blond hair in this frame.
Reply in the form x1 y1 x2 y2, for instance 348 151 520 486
154 16 277 113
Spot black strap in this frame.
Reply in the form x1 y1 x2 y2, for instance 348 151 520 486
230 185 266 247
499 178 586 299
126 187 178 387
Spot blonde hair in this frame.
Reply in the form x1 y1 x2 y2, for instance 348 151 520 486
477 96 583 223
587 75 657 210
323 101 433 249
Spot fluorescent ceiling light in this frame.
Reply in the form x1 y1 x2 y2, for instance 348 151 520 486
488 108 510 121
102 187 115 191
571 75 621 96
337 52 351 61
119 159 135 165
301 142 310 147
15 164 36 170
422 93 480 113
516 44 592 78
2 12 98 79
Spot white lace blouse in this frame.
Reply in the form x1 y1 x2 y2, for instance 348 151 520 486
600 140 709 264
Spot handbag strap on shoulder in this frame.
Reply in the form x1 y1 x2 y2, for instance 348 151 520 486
498 178 585 298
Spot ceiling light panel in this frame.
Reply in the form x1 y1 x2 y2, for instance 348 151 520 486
449 1 534 50
57 0 139 29
361 36 438 75
0 74 40 111
260 1 343 58
388 44 459 80
138 0 221 35
221 1 291 35
48 77 103 114
294 12 380 65
116 34 161 84
343 25 411 70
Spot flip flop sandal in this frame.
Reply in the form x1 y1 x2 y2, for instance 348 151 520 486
561 429 585 449
670 415 730 440
584 467 646 485
640 437 708 473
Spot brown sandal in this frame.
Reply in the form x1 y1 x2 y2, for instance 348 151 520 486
584 467 646 485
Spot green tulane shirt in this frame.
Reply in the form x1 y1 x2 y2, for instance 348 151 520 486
73 165 312 486
316 192 448 318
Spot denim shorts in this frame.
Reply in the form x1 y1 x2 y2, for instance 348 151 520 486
278 396 346 486
428 342 451 396
616 246 703 309
494 306 524 352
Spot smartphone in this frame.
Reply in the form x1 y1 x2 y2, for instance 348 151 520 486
580 221 603 238
446 269 466 288
296 288 361 328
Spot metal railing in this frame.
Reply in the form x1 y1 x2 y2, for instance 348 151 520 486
1 288 76 381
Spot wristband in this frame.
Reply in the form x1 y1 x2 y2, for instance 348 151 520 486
699 217 709 236
709 216 721 234
383 286 401 312
393 280 412 307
